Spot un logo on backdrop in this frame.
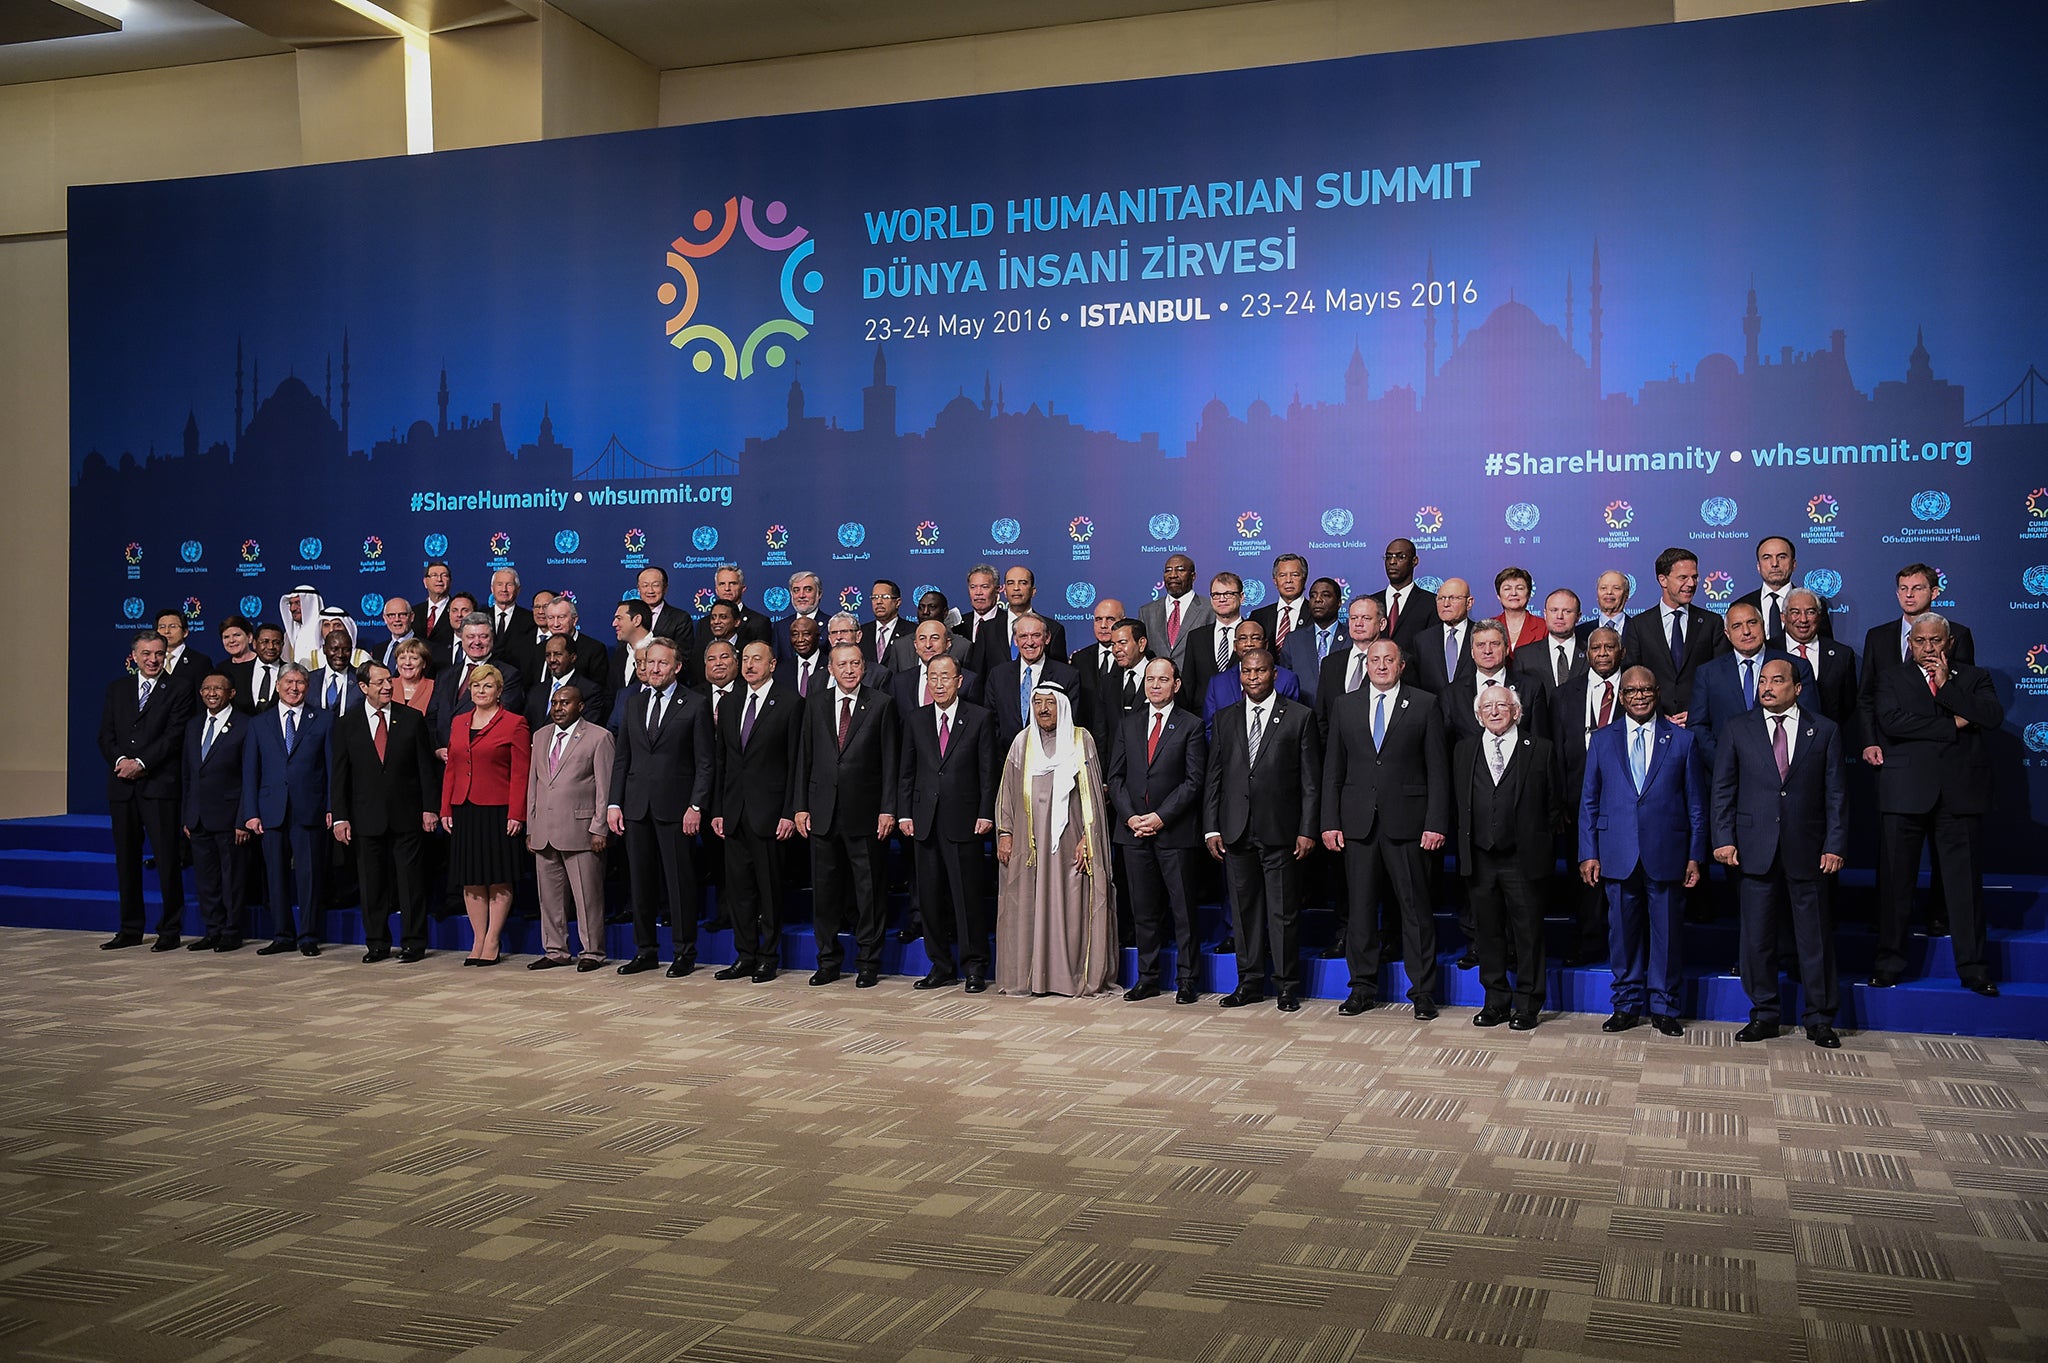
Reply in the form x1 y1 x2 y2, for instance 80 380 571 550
692 526 719 552
1321 507 1354 537
361 594 385 617
1242 580 1268 608
1416 575 1445 592
180 540 203 564
122 597 145 620
1149 513 1180 541
423 533 448 557
1912 490 1951 522
1700 497 1738 527
1504 503 1541 532
991 518 1022 546
837 522 866 549
1066 582 1097 609
764 587 792 613
2023 565 2048 598
240 595 262 618
299 537 323 561
1804 569 1843 598
2026 721 2048 754
555 530 580 555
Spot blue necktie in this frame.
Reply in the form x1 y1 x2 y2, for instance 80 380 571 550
1444 628 1458 679
201 716 217 761
1019 665 1033 724
325 674 340 710
1372 691 1387 749
138 679 154 711
1668 609 1684 663
283 710 297 755
1631 725 1648 792
1741 657 1756 710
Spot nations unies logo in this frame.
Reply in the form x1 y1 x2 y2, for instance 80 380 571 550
659 196 823 380
1504 503 1541 533
1066 582 1097 609
1702 570 1735 602
1603 500 1633 530
1414 506 1445 535
1806 493 1839 524
1699 497 1738 528
1911 489 1952 522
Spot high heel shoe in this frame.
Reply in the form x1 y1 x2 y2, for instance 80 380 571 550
474 954 502 967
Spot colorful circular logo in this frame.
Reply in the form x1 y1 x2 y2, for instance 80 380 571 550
991 518 1022 545
918 519 943 547
838 585 864 613
121 597 145 620
124 542 143 565
362 534 384 560
659 196 822 380
1806 494 1839 524
1700 497 1738 527
180 539 203 564
298 537 322 561
1413 506 1443 535
837 522 867 549
241 538 262 562
1148 512 1180 541
239 595 262 617
1067 516 1093 544
1066 582 1097 609
2028 644 2048 676
1603 500 1633 530
625 527 649 553
692 587 717 612
764 587 792 613
488 531 512 557
1804 569 1843 598
1702 570 1734 602
690 526 717 552
554 530 580 555
1504 503 1540 532
1322 507 1355 537
2024 566 2048 598
765 524 789 551
361 593 385 616
1911 490 1952 522
1935 567 1950 595
1235 510 1264 539
2027 487 2048 519
182 596 202 620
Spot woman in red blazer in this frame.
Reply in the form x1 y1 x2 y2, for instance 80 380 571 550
441 664 530 965
1493 565 1547 651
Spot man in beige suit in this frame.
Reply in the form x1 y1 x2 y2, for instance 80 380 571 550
526 683 614 971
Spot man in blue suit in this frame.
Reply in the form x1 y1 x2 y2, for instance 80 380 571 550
1712 659 1847 1048
181 673 252 951
1201 619 1301 735
239 664 330 956
1685 601 1810 772
1579 666 1708 1036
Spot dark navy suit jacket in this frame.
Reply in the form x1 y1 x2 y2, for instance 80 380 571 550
1709 706 1845 879
181 709 250 832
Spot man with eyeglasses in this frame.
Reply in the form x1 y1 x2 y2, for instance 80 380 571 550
1182 572 1247 705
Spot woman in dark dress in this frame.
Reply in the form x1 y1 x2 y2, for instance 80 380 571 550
441 664 530 965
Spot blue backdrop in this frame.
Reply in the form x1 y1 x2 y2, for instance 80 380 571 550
68 0 2048 862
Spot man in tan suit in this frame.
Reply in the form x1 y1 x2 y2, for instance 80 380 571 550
526 682 614 971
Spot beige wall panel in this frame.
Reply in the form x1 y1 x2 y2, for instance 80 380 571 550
432 21 542 149
540 2 657 140
299 39 409 165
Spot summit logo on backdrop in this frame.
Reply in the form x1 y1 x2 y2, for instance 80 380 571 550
659 196 823 381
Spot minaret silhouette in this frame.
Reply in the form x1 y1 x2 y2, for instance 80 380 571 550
341 331 350 454
233 336 243 444
1565 271 1575 354
437 364 450 435
1423 250 1438 396
1589 240 1605 398
1743 275 1762 373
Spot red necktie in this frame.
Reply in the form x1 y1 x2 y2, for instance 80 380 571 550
371 709 387 761
1147 711 1162 763
838 697 852 751
1926 669 1939 696
1597 679 1614 728
1385 591 1400 635
1275 603 1291 645
1167 597 1182 647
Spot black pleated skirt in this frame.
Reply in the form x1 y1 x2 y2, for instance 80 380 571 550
449 802 522 887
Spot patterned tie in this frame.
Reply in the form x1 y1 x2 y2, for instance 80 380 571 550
1019 665 1033 725
283 709 297 755
256 666 272 705
1597 679 1614 729
138 678 154 710
549 727 567 774
1372 691 1387 750
1167 597 1182 648
740 690 758 748
201 715 218 761
1669 609 1685 663
1274 604 1291 647
371 709 386 761
1631 725 1648 792
838 696 853 751
1347 652 1364 693
1217 626 1232 671
1489 734 1506 782
1246 704 1263 767
938 712 950 756
1147 710 1163 763
1742 658 1756 710
1771 714 1789 780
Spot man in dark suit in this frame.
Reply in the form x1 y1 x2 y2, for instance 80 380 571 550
1857 562 1976 769
230 623 289 715
1577 569 1635 645
154 608 214 693
1411 577 1476 697
543 597 617 686
1686 600 1810 772
1201 618 1302 734
985 612 1082 752
1782 590 1858 737
712 639 801 981
1321 640 1449 1017
898 655 1000 989
963 566 1069 670
373 598 426 674
771 571 827 663
1317 595 1407 737
1622 548 1727 722
692 563 773 664
1181 572 1247 705
1455 686 1562 1029
1139 554 1211 673
1735 536 1832 647
1206 649 1320 1011
888 590 969 674
1578 667 1708 1035
99 630 193 949
239 664 328 956
1548 626 1626 964
417 560 457 655
330 660 442 963
890 620 983 723
310 628 365 721
611 598 656 697
636 566 695 643
776 614 828 703
1069 597 1127 743
430 616 527 753
1711 659 1848 1047
1443 619 1549 746
180 673 251 952
859 578 910 675
483 568 538 676
526 633 611 732
1109 657 1208 1004
608 635 714 976
1078 613 1145 758
1870 614 2003 994
1513 587 1588 702
1248 552 1311 656
1279 577 1346 705
795 644 900 987
1373 538 1436 650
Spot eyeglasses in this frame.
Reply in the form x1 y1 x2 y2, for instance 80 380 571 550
1620 686 1658 696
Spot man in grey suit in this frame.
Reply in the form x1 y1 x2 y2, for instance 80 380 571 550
528 683 615 972
1139 553 1213 673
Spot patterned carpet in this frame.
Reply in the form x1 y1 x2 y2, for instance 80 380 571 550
1 927 2045 1363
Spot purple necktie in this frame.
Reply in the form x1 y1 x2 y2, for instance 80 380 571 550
1772 714 1789 780
740 691 758 749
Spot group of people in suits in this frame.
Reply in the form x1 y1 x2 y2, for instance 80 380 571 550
95 536 2009 1040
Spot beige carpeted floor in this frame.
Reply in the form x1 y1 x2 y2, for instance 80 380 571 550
1 925 2044 1362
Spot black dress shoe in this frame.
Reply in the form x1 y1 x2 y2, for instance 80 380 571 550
257 940 295 956
1472 1006 1508 1027
213 939 243 953
362 947 392 963
914 972 958 991
1868 972 1900 988
1337 992 1376 1016
1213 937 1235 954
528 956 570 970
750 965 777 983
1965 978 1999 997
1412 998 1439 1021
1805 1024 1842 1049
576 958 604 972
1455 950 1479 970
896 925 923 944
100 932 144 950
1123 982 1161 1002
1218 987 1262 1008
809 967 842 986
618 954 659 975
1175 986 1199 1005
1927 917 1951 937
185 935 219 952
1601 1011 1640 1032
1276 992 1301 1012
964 974 988 994
1734 1020 1776 1043
666 959 695 978
151 935 182 952
713 962 752 980
1649 1014 1684 1037
1509 1013 1537 1031
299 942 320 957
856 969 879 988
398 946 427 963
1317 945 1344 960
